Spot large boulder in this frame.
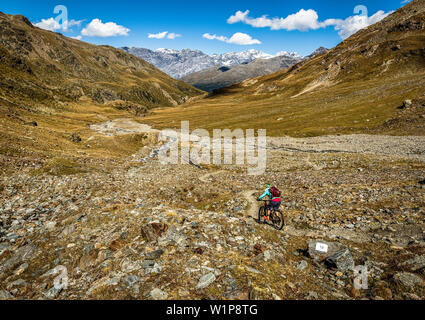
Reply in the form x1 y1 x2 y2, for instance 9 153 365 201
150 288 168 300
0 244 37 274
196 273 216 290
0 290 13 300
325 249 355 272
393 272 424 288
399 255 425 272
140 222 169 242
307 240 346 261
403 100 413 108
399 100 413 109
158 226 188 248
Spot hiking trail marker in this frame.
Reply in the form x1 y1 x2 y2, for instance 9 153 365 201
315 243 329 253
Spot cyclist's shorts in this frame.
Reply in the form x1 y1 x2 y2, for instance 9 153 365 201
268 201 281 211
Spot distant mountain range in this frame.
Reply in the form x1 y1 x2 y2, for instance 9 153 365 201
120 47 303 79
182 54 303 92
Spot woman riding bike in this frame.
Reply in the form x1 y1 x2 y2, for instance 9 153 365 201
257 184 281 221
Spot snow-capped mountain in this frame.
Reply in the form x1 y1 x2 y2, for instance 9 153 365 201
305 47 329 59
211 49 274 67
275 51 303 60
183 54 302 92
120 47 302 79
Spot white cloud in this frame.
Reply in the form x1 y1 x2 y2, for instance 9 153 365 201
33 18 84 32
202 33 228 41
148 31 181 39
167 32 181 39
328 10 393 39
227 10 250 25
148 31 168 39
228 32 261 45
227 9 392 39
81 19 130 37
202 32 261 45
227 9 323 31
34 18 61 31
67 19 85 29
71 35 82 40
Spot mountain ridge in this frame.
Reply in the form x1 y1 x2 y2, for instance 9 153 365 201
121 47 302 79
182 54 302 92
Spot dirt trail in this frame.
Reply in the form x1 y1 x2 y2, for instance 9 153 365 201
269 135 425 160
198 171 259 220
199 170 227 183
241 190 259 219
199 172 259 220
89 118 160 136
281 225 373 243
90 119 425 160
90 119 179 164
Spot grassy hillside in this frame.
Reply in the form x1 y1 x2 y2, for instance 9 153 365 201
0 12 203 161
143 0 425 137
0 12 202 114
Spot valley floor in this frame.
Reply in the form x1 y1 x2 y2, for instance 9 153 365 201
1 119 425 300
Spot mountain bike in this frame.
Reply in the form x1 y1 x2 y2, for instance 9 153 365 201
257 199 285 230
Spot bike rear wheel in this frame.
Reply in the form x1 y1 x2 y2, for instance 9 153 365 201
271 210 285 230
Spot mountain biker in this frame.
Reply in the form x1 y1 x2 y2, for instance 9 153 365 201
257 184 281 221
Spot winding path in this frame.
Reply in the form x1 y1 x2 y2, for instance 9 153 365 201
88 119 422 244
90 119 425 161
199 170 226 183
241 190 260 219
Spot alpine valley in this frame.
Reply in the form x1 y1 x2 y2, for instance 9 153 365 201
0 0 425 302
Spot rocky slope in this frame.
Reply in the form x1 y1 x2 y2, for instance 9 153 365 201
0 12 202 115
121 47 301 79
182 55 302 92
0 119 424 300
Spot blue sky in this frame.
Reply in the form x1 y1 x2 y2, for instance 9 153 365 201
0 0 411 56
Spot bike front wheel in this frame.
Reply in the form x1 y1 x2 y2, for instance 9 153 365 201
258 206 266 224
271 210 285 230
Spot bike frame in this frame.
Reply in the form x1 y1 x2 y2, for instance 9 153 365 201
257 198 285 230
258 199 273 212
